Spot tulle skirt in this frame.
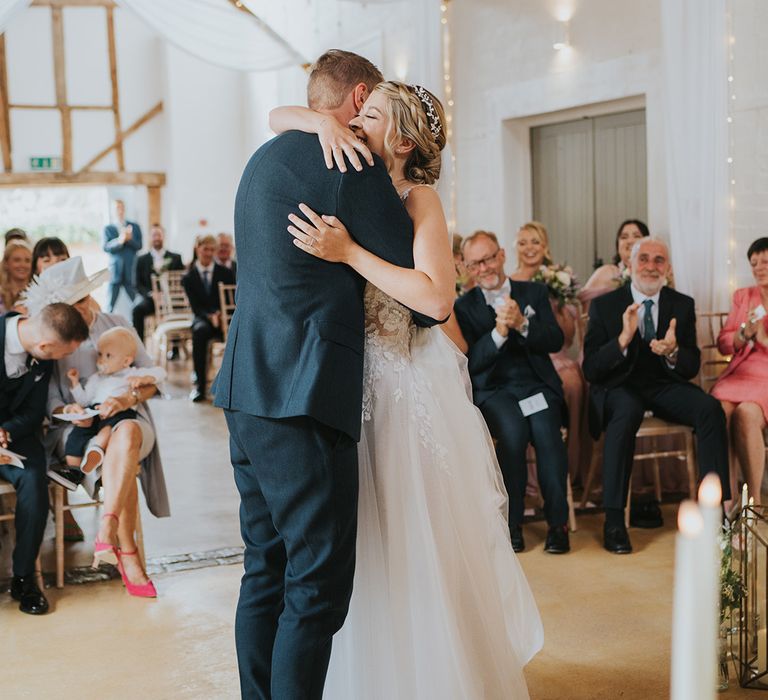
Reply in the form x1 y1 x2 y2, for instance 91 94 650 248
323 327 543 699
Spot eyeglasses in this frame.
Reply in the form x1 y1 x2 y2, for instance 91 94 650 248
466 249 501 273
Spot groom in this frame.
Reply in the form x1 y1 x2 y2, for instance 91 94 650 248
214 50 440 699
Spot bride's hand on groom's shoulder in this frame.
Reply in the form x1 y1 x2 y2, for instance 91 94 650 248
288 203 355 264
317 118 373 174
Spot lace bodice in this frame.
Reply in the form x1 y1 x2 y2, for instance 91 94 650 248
363 283 415 357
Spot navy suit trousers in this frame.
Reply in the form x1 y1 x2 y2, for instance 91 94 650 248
0 434 48 577
225 411 359 700
479 385 569 528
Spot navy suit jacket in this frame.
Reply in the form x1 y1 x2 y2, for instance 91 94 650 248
103 220 142 284
182 264 236 321
0 313 53 440
135 250 184 298
582 284 700 437
213 131 440 441
454 281 564 407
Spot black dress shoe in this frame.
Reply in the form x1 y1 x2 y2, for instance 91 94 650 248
603 523 633 554
630 499 664 529
10 575 49 615
509 524 525 553
189 388 206 403
544 525 570 554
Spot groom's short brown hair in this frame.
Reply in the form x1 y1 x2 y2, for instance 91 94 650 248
307 49 383 110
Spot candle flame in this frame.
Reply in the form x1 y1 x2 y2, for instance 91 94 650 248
677 500 703 536
698 473 722 507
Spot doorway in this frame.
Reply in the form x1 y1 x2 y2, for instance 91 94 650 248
531 109 647 283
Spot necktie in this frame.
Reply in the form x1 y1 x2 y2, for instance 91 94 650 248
642 298 655 341
203 269 211 293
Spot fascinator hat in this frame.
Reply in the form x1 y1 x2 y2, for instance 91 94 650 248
20 257 109 316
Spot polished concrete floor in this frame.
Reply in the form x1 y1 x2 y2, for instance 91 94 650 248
0 360 757 698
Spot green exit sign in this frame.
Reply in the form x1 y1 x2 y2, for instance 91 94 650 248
30 156 62 171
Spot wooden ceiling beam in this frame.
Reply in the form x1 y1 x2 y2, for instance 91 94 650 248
10 103 114 110
78 100 162 173
31 0 116 7
0 35 12 172
0 171 166 187
106 5 124 171
51 5 72 173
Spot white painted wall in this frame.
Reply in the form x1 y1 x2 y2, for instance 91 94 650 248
451 0 666 254
730 0 768 289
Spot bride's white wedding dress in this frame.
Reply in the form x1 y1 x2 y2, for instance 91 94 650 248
323 282 544 699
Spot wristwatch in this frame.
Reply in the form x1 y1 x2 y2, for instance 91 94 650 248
130 388 141 404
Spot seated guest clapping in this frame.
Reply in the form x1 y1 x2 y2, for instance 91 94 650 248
583 237 730 553
182 235 235 402
24 257 170 598
454 230 571 554
1 303 89 614
132 223 184 342
711 237 768 506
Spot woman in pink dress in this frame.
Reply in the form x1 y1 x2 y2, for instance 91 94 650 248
711 237 768 506
510 221 590 482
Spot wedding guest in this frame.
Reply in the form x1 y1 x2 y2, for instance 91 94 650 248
32 237 69 276
510 221 590 483
4 227 28 245
0 239 33 313
215 232 237 278
452 233 475 295
28 237 88 541
711 237 768 507
103 199 142 312
27 257 170 598
582 237 730 553
455 230 570 554
1 302 89 615
579 219 650 312
132 223 184 341
182 234 235 402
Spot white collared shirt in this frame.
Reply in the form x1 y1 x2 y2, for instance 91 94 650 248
629 283 661 337
4 315 29 379
150 248 167 272
195 261 214 278
480 278 529 348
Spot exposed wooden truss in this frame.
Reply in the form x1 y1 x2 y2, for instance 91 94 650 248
0 0 165 199
0 171 165 186
77 101 163 174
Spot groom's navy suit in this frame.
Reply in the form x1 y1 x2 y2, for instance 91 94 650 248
454 281 570 529
0 314 53 578
214 131 439 700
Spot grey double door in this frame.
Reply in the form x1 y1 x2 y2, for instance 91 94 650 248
531 109 647 284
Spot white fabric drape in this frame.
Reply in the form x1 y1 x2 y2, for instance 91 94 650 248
117 0 306 72
661 0 730 312
0 0 30 35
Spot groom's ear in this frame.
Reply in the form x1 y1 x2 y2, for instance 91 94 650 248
352 83 368 112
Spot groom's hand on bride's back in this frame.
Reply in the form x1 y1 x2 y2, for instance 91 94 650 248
317 118 373 173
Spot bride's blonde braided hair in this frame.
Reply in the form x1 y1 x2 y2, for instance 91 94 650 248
374 81 447 185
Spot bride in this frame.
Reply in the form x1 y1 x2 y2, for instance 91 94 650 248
272 81 543 699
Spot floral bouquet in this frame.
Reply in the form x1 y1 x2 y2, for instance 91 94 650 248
531 263 579 308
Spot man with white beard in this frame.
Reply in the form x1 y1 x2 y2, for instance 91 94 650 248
583 237 729 554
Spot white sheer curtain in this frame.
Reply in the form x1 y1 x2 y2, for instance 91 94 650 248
117 0 306 72
0 0 30 34
661 0 730 312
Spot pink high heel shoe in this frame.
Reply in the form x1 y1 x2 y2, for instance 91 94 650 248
93 513 118 567
116 549 157 598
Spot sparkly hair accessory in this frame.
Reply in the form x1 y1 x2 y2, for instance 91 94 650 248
410 85 442 140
